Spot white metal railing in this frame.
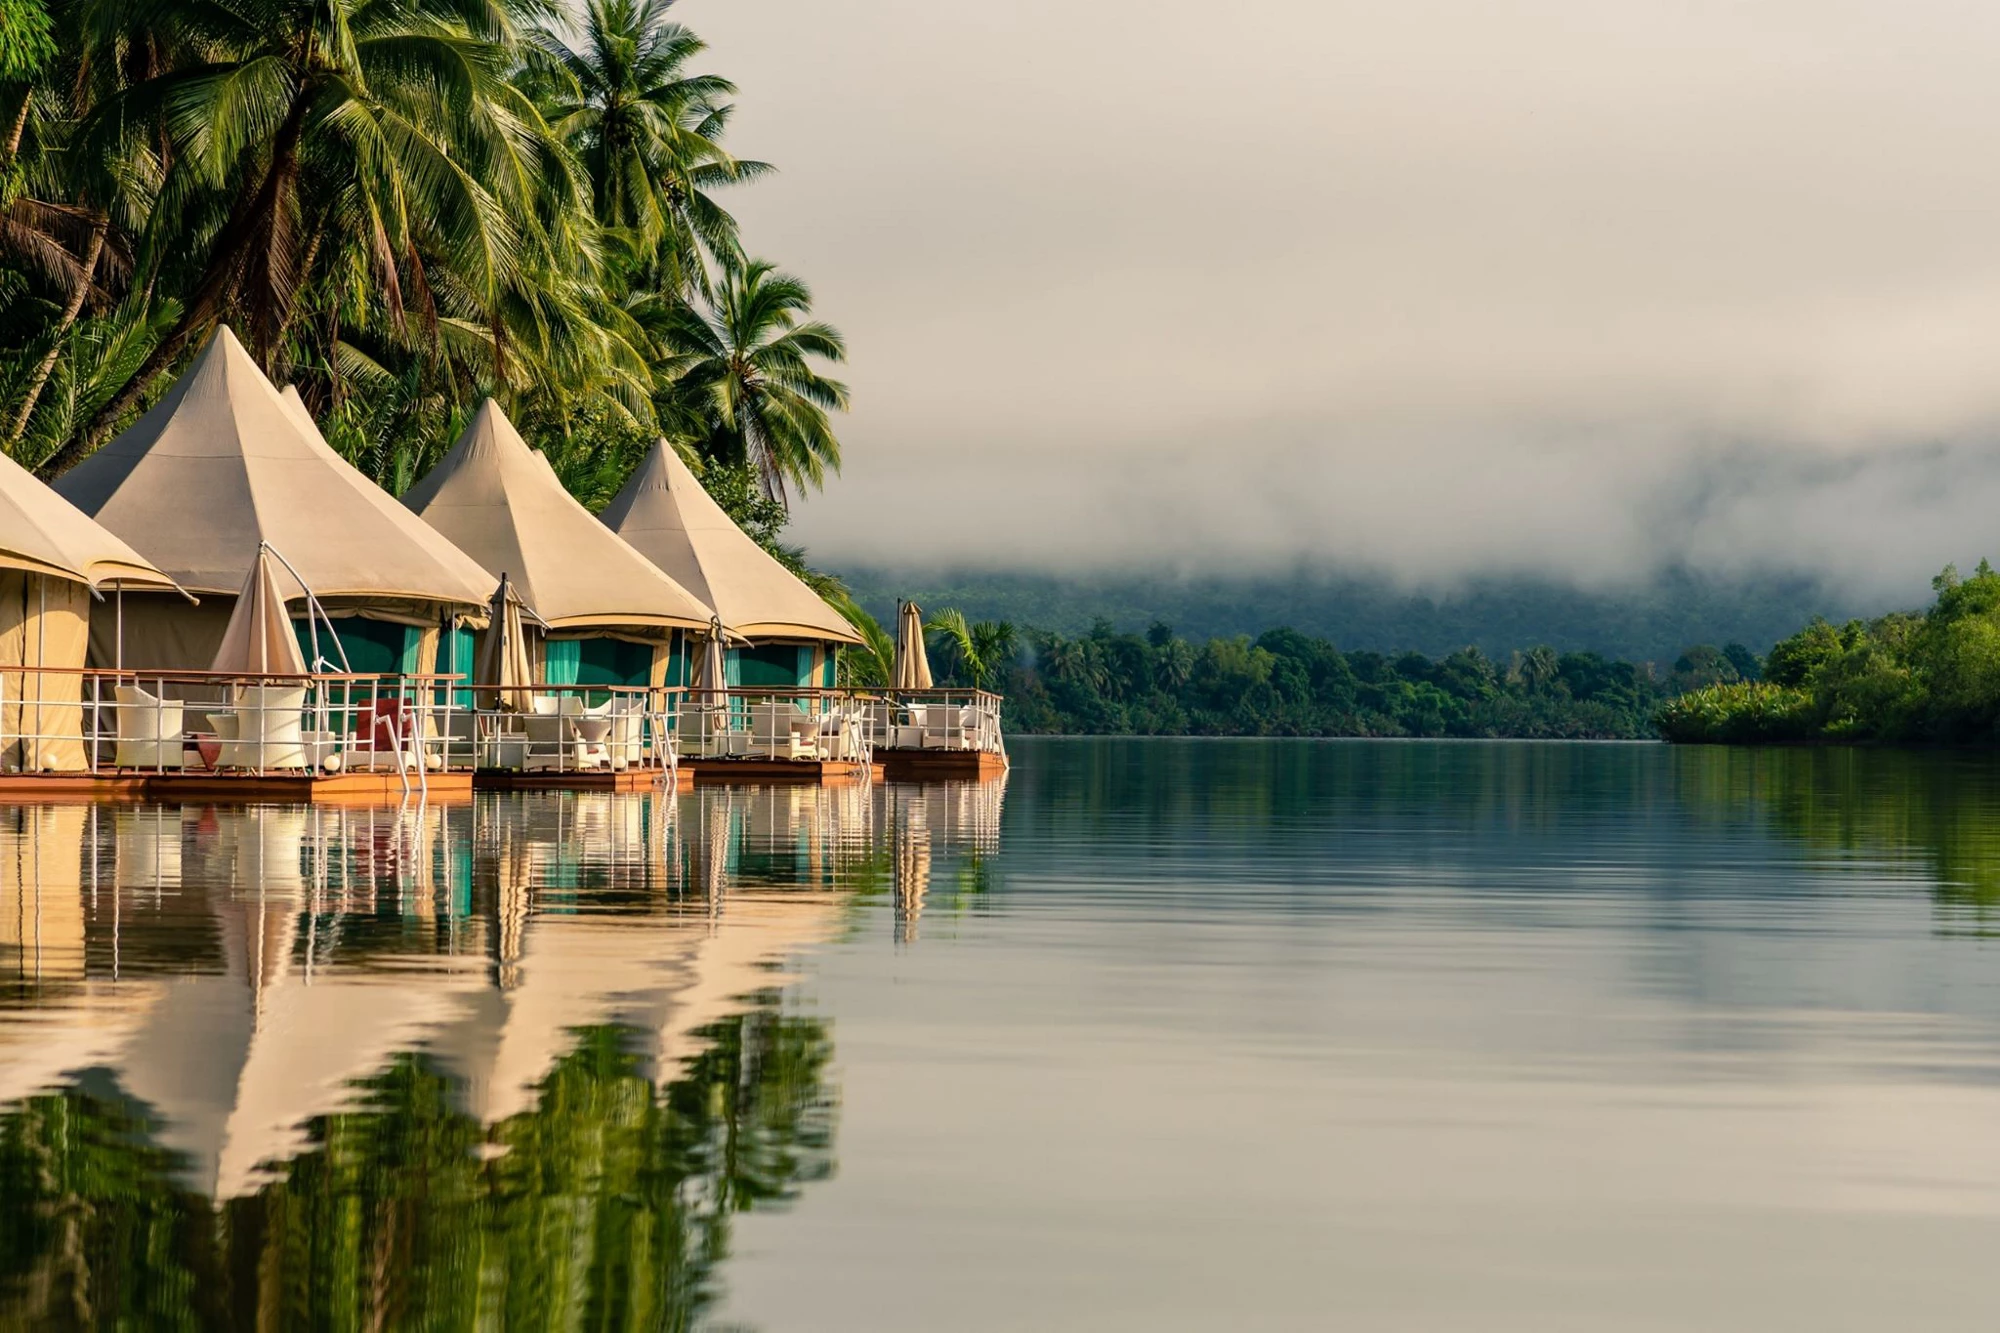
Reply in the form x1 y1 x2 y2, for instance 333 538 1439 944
672 687 873 766
451 683 676 779
865 688 1006 757
0 668 464 789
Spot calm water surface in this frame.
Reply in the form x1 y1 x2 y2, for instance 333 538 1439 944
7 738 2000 1329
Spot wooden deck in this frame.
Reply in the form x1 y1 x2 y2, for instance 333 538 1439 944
876 749 1010 781
681 757 882 785
0 770 473 804
474 766 687 792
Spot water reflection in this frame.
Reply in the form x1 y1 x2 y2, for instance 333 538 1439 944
0 778 1006 1327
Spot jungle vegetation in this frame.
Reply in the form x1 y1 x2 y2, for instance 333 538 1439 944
882 611 1762 740
0 0 846 511
1656 562 2000 746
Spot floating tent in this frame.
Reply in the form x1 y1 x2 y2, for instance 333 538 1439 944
601 439 860 691
401 400 712 689
52 326 497 675
0 448 178 770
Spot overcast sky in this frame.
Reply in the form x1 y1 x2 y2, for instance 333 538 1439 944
679 0 2000 595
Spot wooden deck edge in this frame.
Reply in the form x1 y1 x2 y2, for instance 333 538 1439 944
473 768 674 792
0 771 474 805
681 758 882 785
875 749 1011 780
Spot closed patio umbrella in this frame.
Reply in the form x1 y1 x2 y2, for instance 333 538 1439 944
475 574 533 712
693 618 728 701
893 601 933 690
209 544 307 677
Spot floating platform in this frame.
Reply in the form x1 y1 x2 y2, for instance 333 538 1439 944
474 767 688 793
681 757 882 785
0 771 473 805
876 749 1010 781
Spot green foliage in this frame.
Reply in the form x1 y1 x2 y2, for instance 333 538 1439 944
0 0 54 79
1654 682 1818 744
0 1000 834 1328
988 621 1679 739
1 0 848 510
1660 563 2000 746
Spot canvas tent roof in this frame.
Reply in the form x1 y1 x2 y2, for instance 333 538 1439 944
52 327 496 615
0 448 175 591
600 440 862 644
401 401 711 632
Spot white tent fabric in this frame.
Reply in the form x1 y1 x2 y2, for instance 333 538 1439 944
600 439 861 645
0 447 176 591
53 327 495 618
210 546 308 676
402 400 710 634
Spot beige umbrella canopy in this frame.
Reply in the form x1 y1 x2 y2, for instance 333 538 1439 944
210 545 308 676
692 618 728 700
53 326 495 614
600 439 861 644
0 448 177 592
893 601 934 690
402 400 711 633
475 573 534 711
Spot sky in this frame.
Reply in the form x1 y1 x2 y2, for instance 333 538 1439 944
678 0 2000 596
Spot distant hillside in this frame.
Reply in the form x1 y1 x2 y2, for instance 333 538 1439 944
834 566 1897 665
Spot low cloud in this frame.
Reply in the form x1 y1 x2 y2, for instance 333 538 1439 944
684 0 2000 604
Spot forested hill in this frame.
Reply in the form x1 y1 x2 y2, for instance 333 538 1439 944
839 566 1891 665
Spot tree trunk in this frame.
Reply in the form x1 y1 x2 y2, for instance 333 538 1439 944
4 92 29 160
38 94 314 479
9 215 107 441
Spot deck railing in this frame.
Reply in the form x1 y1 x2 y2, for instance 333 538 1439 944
0 667 461 788
672 686 873 765
445 682 676 778
865 688 1006 757
0 668 949 780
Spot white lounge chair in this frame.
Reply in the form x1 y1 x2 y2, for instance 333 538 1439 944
745 701 820 760
217 685 310 770
112 685 184 770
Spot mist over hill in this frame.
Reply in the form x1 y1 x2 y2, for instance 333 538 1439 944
838 566 1901 665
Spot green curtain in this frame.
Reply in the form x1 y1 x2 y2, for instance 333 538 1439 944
293 617 413 675
574 637 653 687
543 637 582 686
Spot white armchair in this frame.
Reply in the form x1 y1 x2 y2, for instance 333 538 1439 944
113 685 184 770
217 685 310 770
745 701 820 760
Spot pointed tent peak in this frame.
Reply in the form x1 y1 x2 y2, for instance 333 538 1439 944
402 402 713 632
601 441 863 646
52 330 497 612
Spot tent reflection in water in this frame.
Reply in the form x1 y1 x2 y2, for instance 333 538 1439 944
51 325 494 680
0 445 179 772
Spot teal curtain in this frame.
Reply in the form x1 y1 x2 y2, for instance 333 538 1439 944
442 625 476 707
543 637 582 686
293 617 413 675
733 643 807 688
574 637 652 687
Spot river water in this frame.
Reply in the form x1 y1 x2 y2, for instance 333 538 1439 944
5 738 2000 1329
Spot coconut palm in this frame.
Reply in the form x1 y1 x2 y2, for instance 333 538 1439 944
525 0 765 298
40 0 570 476
656 256 848 503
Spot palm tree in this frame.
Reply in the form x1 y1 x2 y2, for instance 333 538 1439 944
40 0 567 476
525 0 764 298
656 256 847 503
